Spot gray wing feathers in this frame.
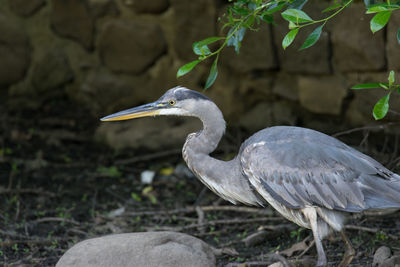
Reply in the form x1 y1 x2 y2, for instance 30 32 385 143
240 133 400 212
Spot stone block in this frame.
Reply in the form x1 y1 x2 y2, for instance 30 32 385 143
88 0 119 18
239 101 297 132
170 0 216 61
239 76 275 106
72 68 148 115
123 0 169 14
96 117 201 150
9 0 46 17
272 72 298 101
0 13 31 88
31 48 73 93
386 12 400 70
51 0 94 50
297 75 347 115
99 20 167 74
331 3 385 72
221 24 277 73
272 3 331 74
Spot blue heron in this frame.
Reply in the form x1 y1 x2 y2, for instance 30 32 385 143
101 86 400 266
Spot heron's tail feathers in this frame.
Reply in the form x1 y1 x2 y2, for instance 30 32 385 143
362 175 400 210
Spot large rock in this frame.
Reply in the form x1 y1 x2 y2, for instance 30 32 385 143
386 12 400 70
272 3 330 74
51 0 94 50
379 255 400 267
0 13 31 88
31 48 73 93
99 20 167 74
170 0 216 61
8 0 46 17
331 3 385 72
96 117 201 150
221 24 276 72
56 232 216 267
297 75 347 115
123 0 169 14
373 246 391 267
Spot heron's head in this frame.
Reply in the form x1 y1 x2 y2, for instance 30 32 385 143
100 86 214 122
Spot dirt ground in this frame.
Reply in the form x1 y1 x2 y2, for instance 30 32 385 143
1 94 400 267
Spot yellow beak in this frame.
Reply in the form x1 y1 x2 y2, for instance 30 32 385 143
100 102 162 121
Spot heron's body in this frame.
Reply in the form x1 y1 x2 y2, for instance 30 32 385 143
101 86 400 266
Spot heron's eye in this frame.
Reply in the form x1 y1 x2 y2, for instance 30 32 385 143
169 100 176 106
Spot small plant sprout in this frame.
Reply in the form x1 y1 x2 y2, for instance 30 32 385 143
352 70 400 120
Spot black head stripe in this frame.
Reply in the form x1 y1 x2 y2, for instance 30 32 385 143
174 88 210 101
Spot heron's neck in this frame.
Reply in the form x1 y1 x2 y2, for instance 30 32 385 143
182 104 262 206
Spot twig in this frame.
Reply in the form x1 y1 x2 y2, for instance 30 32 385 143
0 188 56 197
146 217 284 232
297 237 315 258
0 239 59 247
225 261 274 267
195 206 206 234
121 205 273 217
345 225 398 240
211 246 239 256
333 123 400 137
32 217 80 226
0 228 29 239
269 252 291 267
115 149 181 165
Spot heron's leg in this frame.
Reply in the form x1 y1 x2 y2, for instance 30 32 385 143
302 207 327 267
338 230 355 267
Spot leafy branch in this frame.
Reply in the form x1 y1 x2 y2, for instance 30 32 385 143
177 0 281 89
352 71 400 120
177 0 400 89
281 0 353 50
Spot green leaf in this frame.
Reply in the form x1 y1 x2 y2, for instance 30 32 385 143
192 37 224 56
282 28 299 49
373 93 390 120
288 0 308 10
281 9 313 23
193 45 211 56
322 3 341 13
176 60 201 78
380 83 389 90
388 70 395 87
397 27 400 44
261 14 274 24
370 11 391 33
231 6 250 16
244 15 255 28
227 27 246 54
299 24 323 50
263 2 286 14
351 83 382 89
366 6 389 14
288 21 297 29
204 57 218 89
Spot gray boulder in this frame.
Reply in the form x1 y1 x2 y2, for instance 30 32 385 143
56 231 216 267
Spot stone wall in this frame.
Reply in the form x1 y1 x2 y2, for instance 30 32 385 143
1 0 400 149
